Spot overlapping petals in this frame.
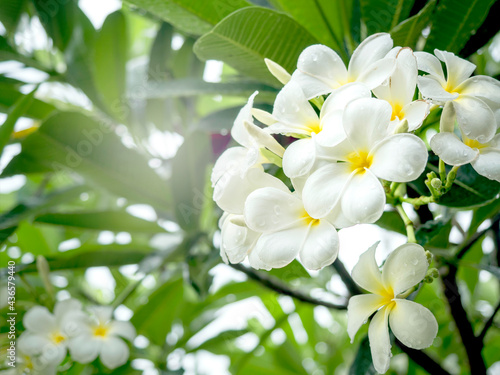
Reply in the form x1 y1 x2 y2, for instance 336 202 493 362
348 243 438 373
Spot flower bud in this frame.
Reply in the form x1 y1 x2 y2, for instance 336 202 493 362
431 178 442 189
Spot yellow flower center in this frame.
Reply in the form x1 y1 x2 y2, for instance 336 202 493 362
380 287 395 306
24 356 34 370
391 102 405 121
93 325 109 338
444 81 460 95
306 120 322 135
346 150 373 173
301 209 320 227
463 137 488 150
51 332 66 344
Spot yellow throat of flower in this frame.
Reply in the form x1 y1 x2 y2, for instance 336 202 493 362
93 325 109 338
301 209 320 227
51 332 66 344
346 150 373 173
306 120 322 135
463 137 488 150
391 102 405 121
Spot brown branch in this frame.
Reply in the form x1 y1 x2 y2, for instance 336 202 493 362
478 300 500 344
456 214 500 260
395 339 451 375
332 258 362 296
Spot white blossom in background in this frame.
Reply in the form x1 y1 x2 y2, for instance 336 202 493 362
347 243 438 373
18 299 85 366
373 47 429 132
291 33 396 99
416 49 500 143
12 345 58 375
302 98 427 227
68 306 136 369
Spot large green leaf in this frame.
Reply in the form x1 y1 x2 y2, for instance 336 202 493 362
34 211 165 233
125 0 251 35
424 0 496 53
415 217 452 248
390 0 436 49
171 131 212 231
374 210 406 235
349 335 377 375
194 7 318 86
93 10 129 121
360 0 414 35
1 112 171 210
0 0 26 32
33 0 78 51
0 83 55 119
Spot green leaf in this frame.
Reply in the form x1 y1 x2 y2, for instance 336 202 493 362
33 0 78 51
375 210 406 235
93 10 129 121
472 263 500 280
194 7 318 86
171 131 212 231
360 0 414 35
0 0 26 32
469 198 500 236
268 260 311 281
424 0 496 53
125 0 251 35
1 112 171 210
415 217 452 248
34 211 165 233
390 0 436 49
145 79 278 100
131 278 184 345
0 83 55 119
349 335 377 375
0 86 36 157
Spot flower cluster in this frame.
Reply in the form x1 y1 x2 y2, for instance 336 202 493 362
16 299 135 374
211 32 500 373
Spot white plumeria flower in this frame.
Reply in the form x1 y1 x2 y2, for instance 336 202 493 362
212 91 285 213
13 342 59 375
18 299 85 365
431 132 500 182
291 33 396 99
68 306 136 369
244 184 339 271
302 98 428 227
267 81 371 185
348 242 438 374
373 47 429 132
415 49 500 143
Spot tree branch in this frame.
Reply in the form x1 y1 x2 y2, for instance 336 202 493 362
478 300 500 344
456 214 500 260
395 339 451 375
332 259 362 296
230 263 347 310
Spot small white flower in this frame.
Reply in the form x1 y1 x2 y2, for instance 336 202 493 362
68 306 136 369
290 33 396 99
18 299 85 366
13 345 58 375
219 212 260 266
416 49 500 143
244 185 339 271
431 131 500 182
373 47 429 131
302 98 428 226
347 242 438 374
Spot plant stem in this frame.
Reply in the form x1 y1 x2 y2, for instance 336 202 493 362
395 203 417 243
439 158 446 181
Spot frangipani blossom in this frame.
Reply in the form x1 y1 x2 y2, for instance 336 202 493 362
18 299 85 365
416 49 500 142
291 33 396 99
302 98 428 226
12 345 58 375
348 243 438 374
373 47 429 131
68 306 136 369
431 132 500 182
211 91 285 213
244 186 339 271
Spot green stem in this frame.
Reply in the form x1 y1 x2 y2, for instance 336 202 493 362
400 195 435 206
396 203 416 243
439 159 446 181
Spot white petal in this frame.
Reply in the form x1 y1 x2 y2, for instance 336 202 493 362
315 111 346 148
299 220 339 270
401 100 430 131
417 76 458 103
53 299 82 320
244 187 303 232
302 163 353 219
348 33 394 81
252 108 276 126
368 305 392 374
430 132 478 166
18 332 52 356
214 167 288 214
283 138 316 178
68 334 100 363
108 321 136 342
347 294 386 343
343 98 392 150
294 44 347 98
265 58 291 85
471 148 500 182
457 75 500 111
252 226 307 269
89 306 113 325
435 49 475 90
23 306 57 334
414 51 444 80
389 299 438 349
370 134 428 182
243 121 285 157
341 170 386 224
356 57 396 90
382 243 428 296
60 310 90 338
351 242 386 295
211 146 250 187
100 337 129 369
270 81 319 135
320 82 372 119
231 91 258 148
221 214 260 263
454 95 496 143
248 244 272 270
